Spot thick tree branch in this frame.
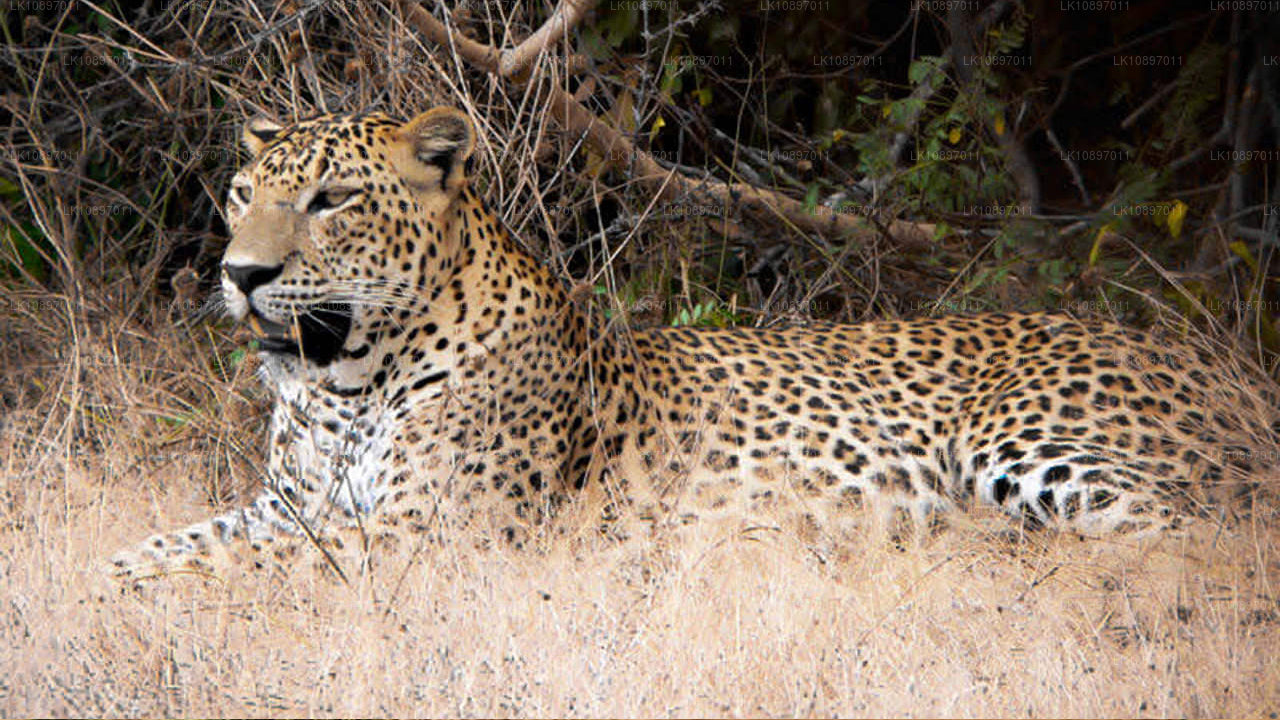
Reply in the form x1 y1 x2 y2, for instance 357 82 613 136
498 0 596 78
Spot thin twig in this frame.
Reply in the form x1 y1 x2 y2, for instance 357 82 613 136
1045 127 1090 205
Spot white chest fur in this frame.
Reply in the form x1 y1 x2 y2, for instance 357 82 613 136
261 358 401 529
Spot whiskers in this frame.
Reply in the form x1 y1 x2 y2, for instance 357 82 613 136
182 279 427 337
323 278 429 313
262 278 427 335
248 278 424 314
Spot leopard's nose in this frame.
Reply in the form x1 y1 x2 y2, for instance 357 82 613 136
222 263 283 295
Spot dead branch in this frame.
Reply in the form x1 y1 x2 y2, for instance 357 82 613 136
394 0 933 251
498 0 597 78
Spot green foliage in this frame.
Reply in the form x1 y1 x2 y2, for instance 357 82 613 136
1102 164 1165 231
580 5 642 59
845 9 1030 215
212 345 249 383
0 177 48 281
1 223 50 283
907 56 947 87
1159 43 1226 153
670 300 738 328
958 217 1076 309
985 11 1027 57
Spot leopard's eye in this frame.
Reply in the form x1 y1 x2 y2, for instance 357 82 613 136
231 183 253 206
306 188 360 215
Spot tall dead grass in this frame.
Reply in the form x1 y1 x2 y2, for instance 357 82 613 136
0 309 1278 717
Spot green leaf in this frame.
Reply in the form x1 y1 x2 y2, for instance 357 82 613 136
907 56 945 86
802 184 821 214
2 224 50 282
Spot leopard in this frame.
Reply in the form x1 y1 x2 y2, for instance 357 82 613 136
108 106 1277 583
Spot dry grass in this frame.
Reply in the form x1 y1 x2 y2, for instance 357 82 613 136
1 311 1279 719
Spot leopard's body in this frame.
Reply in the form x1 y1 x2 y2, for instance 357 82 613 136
110 108 1274 581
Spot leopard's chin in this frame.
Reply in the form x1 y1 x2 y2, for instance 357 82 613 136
247 303 352 367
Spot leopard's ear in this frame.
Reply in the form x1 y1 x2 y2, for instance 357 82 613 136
393 107 475 193
242 117 284 156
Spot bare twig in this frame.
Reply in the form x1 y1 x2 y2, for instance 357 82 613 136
1045 127 1089 205
1119 79 1179 130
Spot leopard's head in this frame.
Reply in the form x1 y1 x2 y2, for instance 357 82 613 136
221 107 476 366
